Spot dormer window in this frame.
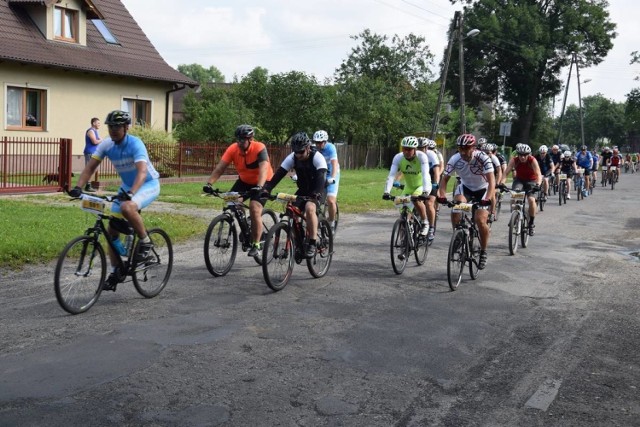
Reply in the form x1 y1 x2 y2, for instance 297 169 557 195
54 6 78 43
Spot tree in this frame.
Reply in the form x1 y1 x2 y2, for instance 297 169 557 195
177 63 225 84
448 0 616 144
625 88 640 139
557 94 625 148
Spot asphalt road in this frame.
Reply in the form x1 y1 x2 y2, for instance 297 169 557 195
1 171 639 426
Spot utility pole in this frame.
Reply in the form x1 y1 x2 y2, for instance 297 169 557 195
556 54 574 146
576 53 586 148
459 13 466 134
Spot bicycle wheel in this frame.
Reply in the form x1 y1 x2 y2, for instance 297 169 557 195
204 215 238 277
562 182 568 204
508 210 520 255
611 172 615 190
307 219 333 278
521 214 530 248
413 219 429 265
251 209 279 265
447 229 466 291
390 218 409 275
468 228 481 279
495 193 502 221
558 182 564 206
537 190 545 212
132 228 173 298
262 222 294 291
576 180 583 200
54 236 106 315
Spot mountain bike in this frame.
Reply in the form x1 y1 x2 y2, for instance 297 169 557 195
319 180 339 234
54 192 173 315
536 181 546 211
507 188 537 255
384 194 429 275
575 168 585 201
203 189 277 277
609 165 617 190
494 184 509 221
261 193 334 291
439 199 482 291
601 165 608 187
558 173 569 205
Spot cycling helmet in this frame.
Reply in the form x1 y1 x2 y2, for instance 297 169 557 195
516 144 532 155
478 137 488 145
581 145 588 150
401 136 419 149
539 145 548 153
417 137 428 148
290 132 311 152
564 150 572 157
313 130 328 142
104 110 131 126
426 139 437 149
456 134 476 147
552 144 559 150
235 124 254 139
604 146 610 151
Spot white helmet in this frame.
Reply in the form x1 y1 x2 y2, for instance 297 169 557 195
539 145 548 153
564 150 572 157
401 136 419 149
313 130 328 142
552 145 559 150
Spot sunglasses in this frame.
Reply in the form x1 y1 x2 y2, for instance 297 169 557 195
107 124 124 130
294 149 306 155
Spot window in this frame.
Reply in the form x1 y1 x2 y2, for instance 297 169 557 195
123 98 151 126
54 6 78 42
6 86 47 130
91 19 119 44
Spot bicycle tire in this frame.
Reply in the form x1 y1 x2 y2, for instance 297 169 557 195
413 219 429 265
521 214 530 248
54 235 106 315
307 219 334 278
576 180 583 200
204 215 238 277
262 222 294 291
611 173 615 190
447 229 466 291
468 228 481 280
251 209 279 265
508 210 520 255
132 228 173 298
558 181 564 206
538 190 545 212
495 194 502 222
320 199 339 234
390 218 409 275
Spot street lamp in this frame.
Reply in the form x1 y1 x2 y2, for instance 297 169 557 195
430 11 480 138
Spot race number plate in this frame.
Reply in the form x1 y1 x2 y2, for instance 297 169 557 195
452 203 473 213
576 168 584 175
222 192 241 202
394 196 413 210
81 195 105 215
610 166 617 171
511 192 525 200
559 174 567 180
276 193 298 203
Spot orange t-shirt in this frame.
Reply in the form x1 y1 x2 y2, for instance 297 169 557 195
221 141 274 184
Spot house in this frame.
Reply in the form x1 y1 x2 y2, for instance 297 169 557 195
0 0 198 169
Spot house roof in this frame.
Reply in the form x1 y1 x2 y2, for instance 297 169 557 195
1 0 198 87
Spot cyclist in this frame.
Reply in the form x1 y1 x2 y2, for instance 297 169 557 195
384 136 432 237
609 147 622 183
535 145 554 199
631 152 639 172
502 143 542 235
69 110 160 290
591 149 600 187
418 138 441 241
264 132 328 258
313 130 340 232
550 144 562 173
575 145 594 197
558 150 578 198
203 124 274 257
437 134 495 269
481 142 502 221
489 143 508 177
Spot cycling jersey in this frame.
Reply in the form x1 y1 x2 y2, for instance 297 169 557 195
276 148 328 196
513 155 538 181
317 142 340 196
221 140 274 185
443 150 494 191
600 151 613 165
559 156 576 174
610 154 621 167
385 151 431 195
92 134 159 188
535 153 554 176
575 151 593 169
550 151 562 166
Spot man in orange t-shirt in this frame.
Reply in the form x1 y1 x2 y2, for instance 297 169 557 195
204 124 274 256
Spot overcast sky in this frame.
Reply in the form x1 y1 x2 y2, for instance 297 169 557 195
121 0 638 109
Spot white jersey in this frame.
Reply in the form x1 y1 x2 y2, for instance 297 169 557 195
444 150 494 191
489 153 501 171
425 150 439 170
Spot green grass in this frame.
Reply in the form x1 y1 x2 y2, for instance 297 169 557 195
0 169 459 269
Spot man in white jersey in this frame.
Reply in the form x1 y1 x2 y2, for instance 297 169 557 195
437 134 495 269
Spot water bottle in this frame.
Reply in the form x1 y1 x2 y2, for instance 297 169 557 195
124 234 134 257
111 235 127 256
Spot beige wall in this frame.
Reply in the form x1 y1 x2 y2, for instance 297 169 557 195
1 63 174 165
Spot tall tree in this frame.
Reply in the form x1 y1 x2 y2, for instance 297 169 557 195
447 0 616 144
178 63 225 84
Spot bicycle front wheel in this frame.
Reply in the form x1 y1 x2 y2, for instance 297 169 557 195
508 210 521 255
252 209 279 265
414 220 429 266
132 228 173 298
307 219 333 278
204 215 238 277
390 218 409 275
521 214 530 248
262 222 294 291
447 229 466 291
468 229 481 279
54 236 106 315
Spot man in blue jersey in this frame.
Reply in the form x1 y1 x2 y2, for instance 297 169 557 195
575 145 594 196
70 110 160 289
312 130 340 232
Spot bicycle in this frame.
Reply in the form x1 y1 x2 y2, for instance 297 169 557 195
558 172 569 205
319 180 339 234
575 168 585 201
536 180 546 211
261 193 334 291
438 199 482 291
494 184 508 221
609 165 617 190
203 189 277 277
54 192 173 315
507 186 538 255
384 194 429 275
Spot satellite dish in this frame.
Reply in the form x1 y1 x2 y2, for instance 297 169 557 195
44 0 59 6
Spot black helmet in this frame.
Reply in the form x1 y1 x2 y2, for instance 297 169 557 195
290 132 311 152
104 110 131 126
235 124 254 139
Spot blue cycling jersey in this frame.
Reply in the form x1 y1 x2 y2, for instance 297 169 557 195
92 134 159 189
317 142 339 177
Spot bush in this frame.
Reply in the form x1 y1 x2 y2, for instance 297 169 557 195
129 126 177 177
128 125 177 144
